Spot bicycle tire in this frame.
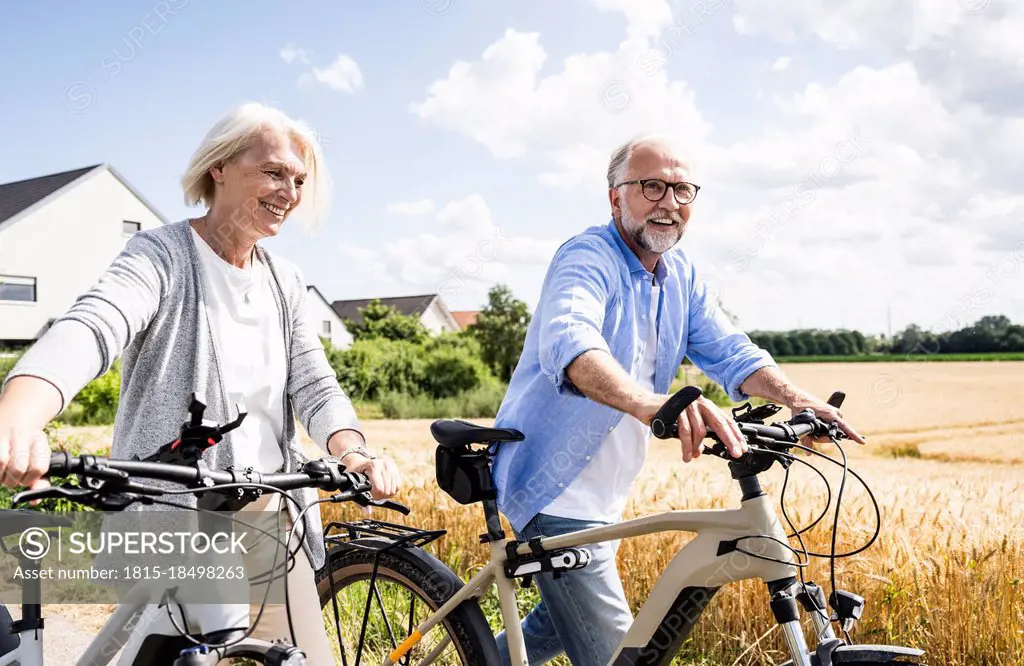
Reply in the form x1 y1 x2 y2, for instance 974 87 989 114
315 537 501 665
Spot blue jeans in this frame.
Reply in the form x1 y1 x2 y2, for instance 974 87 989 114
495 513 634 666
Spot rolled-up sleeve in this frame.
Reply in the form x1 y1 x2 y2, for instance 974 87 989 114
537 240 614 396
684 264 775 401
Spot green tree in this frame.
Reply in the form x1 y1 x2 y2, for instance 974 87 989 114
796 330 819 356
344 300 429 343
773 335 794 357
468 284 532 382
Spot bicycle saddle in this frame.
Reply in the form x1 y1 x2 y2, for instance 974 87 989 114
430 420 525 449
0 509 73 539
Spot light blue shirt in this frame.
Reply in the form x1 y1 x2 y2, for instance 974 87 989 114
492 218 776 532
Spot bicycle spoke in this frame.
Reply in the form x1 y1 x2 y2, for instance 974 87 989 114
372 581 400 650
328 564 349 666
354 555 384 666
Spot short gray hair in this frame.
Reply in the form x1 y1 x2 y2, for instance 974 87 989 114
606 133 691 189
180 101 331 229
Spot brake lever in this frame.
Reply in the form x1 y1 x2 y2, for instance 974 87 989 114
372 499 411 516
348 491 411 516
11 485 96 507
11 484 154 511
701 435 748 462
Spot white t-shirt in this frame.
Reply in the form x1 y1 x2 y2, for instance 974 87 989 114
542 284 661 523
190 226 287 473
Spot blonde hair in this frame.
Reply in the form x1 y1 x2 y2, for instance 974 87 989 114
181 101 331 229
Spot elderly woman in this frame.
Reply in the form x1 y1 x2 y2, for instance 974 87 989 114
0 102 399 663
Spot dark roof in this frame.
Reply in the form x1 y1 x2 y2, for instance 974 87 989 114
0 165 103 225
331 294 438 324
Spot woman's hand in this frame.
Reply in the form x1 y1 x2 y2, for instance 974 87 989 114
0 377 62 491
341 452 402 501
0 424 52 490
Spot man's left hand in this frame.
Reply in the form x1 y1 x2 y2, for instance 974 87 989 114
787 395 867 447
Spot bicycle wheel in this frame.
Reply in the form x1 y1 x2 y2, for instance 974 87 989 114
315 537 501 666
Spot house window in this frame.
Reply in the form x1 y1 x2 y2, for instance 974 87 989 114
0 275 36 303
322 320 332 336
122 221 141 235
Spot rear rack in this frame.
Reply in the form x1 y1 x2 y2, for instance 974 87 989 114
321 520 449 664
323 519 446 552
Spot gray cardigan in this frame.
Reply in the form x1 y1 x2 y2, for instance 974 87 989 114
4 219 363 571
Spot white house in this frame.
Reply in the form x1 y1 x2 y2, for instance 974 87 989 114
330 294 461 336
0 164 167 345
306 285 353 350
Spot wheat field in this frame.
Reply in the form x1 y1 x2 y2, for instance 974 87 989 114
50 361 1024 664
314 361 1024 665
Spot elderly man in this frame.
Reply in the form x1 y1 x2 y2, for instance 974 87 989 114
490 134 865 666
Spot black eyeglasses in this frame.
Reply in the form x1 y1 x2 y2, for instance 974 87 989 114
615 178 701 205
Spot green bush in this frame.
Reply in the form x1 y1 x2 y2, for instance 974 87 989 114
0 351 23 386
329 332 500 403
71 361 122 425
330 338 427 402
379 381 506 419
421 346 487 398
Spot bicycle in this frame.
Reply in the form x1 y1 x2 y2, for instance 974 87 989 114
0 394 410 666
314 386 929 665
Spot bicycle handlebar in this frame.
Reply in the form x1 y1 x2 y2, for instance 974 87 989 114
10 452 410 515
10 392 410 515
650 385 846 456
45 452 366 493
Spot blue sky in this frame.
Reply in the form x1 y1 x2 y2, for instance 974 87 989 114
2 0 1022 337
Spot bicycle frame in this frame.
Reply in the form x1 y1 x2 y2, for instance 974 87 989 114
0 572 298 666
384 490 824 666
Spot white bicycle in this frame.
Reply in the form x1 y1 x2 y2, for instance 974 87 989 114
0 395 407 665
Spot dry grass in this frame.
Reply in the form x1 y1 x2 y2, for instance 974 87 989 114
47 361 1024 664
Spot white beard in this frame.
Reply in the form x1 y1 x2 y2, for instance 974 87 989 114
621 206 683 254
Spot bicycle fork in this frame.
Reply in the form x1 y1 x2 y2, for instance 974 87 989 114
769 578 840 666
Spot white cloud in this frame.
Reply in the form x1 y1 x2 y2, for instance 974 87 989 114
386 199 436 215
675 53 1024 332
281 46 364 94
337 195 560 308
304 54 364 93
409 7 713 192
279 44 312 65
591 0 673 42
404 1 1024 330
337 243 382 270
731 1 1024 108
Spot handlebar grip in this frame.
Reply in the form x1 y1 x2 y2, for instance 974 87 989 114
651 386 702 439
48 452 73 477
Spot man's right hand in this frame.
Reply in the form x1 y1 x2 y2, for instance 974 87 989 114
0 425 52 490
637 394 747 463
